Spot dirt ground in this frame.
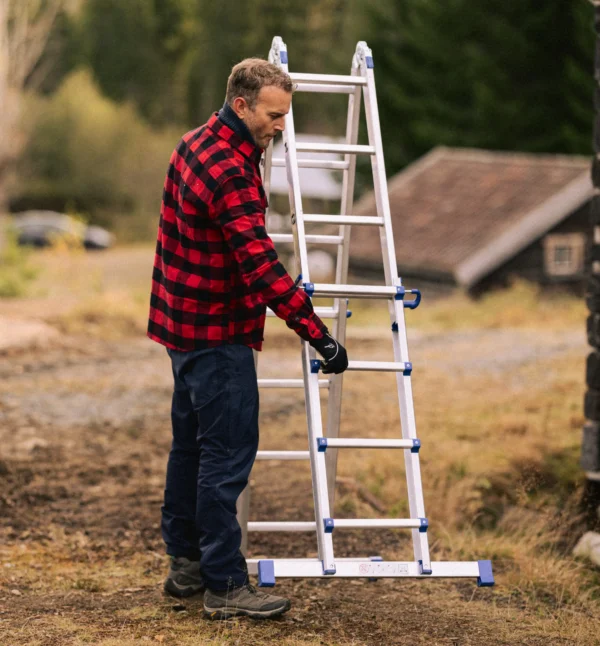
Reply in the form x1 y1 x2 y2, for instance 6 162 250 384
1 300 598 646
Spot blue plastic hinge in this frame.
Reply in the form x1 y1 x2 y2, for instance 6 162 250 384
347 310 353 318
411 439 421 453
418 559 433 575
324 518 335 533
477 560 495 587
366 56 374 69
280 51 288 64
392 322 399 332
395 286 405 301
419 518 429 533
257 560 276 587
310 360 321 374
403 362 412 376
304 282 315 297
317 438 328 452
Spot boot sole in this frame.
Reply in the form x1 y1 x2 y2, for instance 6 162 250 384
203 600 291 620
164 579 205 598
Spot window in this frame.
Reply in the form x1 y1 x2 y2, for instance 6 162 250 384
543 233 585 277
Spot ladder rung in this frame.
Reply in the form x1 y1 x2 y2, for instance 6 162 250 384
296 143 375 155
293 84 356 95
304 215 384 226
266 307 340 319
304 284 398 299
289 72 367 86
346 361 409 373
331 519 425 530
248 522 316 532
255 451 310 460
257 378 329 388
320 438 418 450
272 158 350 170
270 233 344 245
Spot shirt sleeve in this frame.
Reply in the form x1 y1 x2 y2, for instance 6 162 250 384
212 173 327 342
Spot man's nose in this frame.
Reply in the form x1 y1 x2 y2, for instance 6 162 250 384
274 118 285 131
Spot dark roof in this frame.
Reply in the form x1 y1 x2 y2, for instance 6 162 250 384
350 147 593 287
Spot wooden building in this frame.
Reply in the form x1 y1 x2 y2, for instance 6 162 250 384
349 147 594 295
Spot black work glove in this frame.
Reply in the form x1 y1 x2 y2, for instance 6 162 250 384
309 333 349 374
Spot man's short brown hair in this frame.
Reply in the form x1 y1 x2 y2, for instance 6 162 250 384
226 58 293 109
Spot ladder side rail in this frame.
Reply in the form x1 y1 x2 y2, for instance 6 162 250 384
325 65 363 511
358 41 431 574
302 341 336 574
271 36 337 575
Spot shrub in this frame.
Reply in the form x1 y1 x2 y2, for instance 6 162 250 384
12 70 181 239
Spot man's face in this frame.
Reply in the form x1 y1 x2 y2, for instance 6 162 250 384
233 86 291 148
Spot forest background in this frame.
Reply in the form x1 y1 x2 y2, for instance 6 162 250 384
0 0 595 242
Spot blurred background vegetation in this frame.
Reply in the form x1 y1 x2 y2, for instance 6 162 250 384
0 0 596 241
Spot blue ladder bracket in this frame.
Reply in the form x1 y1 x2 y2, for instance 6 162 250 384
317 438 328 452
366 55 374 69
347 310 352 318
418 560 433 575
324 518 335 533
403 362 413 376
257 560 276 587
303 282 315 297
477 560 495 587
310 359 321 374
411 439 421 453
392 322 398 332
368 555 383 582
294 273 302 286
395 286 405 301
419 518 429 533
280 51 288 64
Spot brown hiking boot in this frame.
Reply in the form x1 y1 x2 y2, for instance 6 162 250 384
203 583 291 620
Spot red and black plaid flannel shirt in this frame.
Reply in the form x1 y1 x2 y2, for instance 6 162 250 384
148 113 327 351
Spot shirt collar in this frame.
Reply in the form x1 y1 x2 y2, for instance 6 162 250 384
209 103 263 166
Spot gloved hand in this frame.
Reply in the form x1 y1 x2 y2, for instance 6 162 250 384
309 333 349 374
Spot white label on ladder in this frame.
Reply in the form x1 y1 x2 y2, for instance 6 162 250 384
358 562 409 576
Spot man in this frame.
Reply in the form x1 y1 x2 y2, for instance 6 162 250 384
148 58 348 620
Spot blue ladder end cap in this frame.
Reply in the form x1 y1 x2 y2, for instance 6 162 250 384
411 439 421 453
418 559 433 575
477 560 494 587
317 438 328 452
304 282 315 297
324 518 335 533
392 322 398 332
257 560 276 587
403 362 412 376
419 518 429 533
310 359 321 374
366 55 374 69
347 310 352 318
394 286 405 301
280 51 288 64
322 563 336 575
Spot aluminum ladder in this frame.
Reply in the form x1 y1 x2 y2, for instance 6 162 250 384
238 35 494 588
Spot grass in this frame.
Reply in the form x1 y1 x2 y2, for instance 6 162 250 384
1 244 599 644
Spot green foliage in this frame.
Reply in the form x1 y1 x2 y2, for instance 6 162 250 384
13 70 180 236
365 0 595 175
0 228 38 298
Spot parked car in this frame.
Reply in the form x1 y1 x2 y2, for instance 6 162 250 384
11 211 114 250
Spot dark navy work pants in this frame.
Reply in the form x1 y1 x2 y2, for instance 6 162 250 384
161 344 259 590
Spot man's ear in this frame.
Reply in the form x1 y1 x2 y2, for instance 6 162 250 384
231 97 248 120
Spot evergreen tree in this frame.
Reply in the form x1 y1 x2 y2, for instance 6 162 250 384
365 0 595 175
